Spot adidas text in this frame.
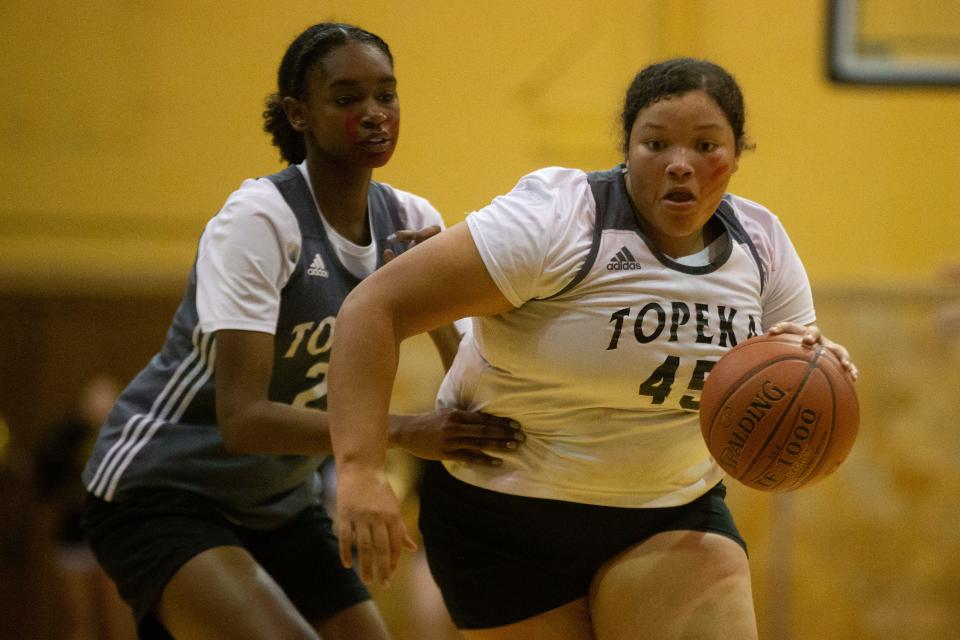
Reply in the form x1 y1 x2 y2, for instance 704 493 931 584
307 253 329 278
607 246 642 271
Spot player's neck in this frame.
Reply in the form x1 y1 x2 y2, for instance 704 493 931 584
305 159 373 245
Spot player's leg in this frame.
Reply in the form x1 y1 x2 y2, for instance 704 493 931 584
460 598 595 640
82 489 356 639
589 530 757 640
418 462 597 639
155 545 318 640
314 599 391 639
250 503 391 640
92 564 137 640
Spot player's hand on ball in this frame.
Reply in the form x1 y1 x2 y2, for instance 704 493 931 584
390 409 525 465
768 322 858 381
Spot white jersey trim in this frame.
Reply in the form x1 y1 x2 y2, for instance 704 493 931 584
87 327 216 499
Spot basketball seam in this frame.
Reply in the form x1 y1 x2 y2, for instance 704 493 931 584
796 361 842 487
739 345 824 488
705 353 812 443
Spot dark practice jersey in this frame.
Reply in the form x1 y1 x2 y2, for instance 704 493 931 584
83 166 412 528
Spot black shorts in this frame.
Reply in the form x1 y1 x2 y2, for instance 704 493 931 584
418 461 746 630
82 489 370 639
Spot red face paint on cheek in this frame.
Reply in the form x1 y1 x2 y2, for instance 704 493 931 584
345 114 359 142
709 161 729 181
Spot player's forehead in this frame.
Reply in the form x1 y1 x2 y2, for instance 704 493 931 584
313 42 394 88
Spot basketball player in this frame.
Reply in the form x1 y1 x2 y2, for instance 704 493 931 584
80 23 523 640
327 58 858 639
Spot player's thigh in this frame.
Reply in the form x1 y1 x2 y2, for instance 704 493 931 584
315 599 390 640
461 597 595 640
155 545 317 640
589 530 757 640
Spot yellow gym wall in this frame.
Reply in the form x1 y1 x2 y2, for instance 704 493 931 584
3 0 960 293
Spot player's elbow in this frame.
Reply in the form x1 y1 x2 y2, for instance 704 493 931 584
340 278 405 337
217 401 265 454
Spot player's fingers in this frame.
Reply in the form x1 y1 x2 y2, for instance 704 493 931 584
449 435 521 450
387 521 404 577
443 420 522 441
354 525 375 584
403 530 418 552
384 520 416 583
769 322 819 347
338 522 355 569
846 362 859 381
453 410 521 429
372 524 393 587
802 324 822 345
383 248 396 263
390 229 417 242
409 225 442 243
446 421 525 441
447 449 504 466
825 345 858 381
392 226 441 244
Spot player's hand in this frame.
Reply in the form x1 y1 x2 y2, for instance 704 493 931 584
336 465 416 587
390 409 525 465
383 225 442 263
768 322 858 381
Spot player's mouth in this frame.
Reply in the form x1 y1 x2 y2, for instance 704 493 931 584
359 135 392 153
662 188 696 210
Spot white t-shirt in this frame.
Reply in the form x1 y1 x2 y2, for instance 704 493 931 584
195 161 444 334
437 166 815 508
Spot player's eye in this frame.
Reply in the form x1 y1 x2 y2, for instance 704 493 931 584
697 141 719 153
643 140 666 151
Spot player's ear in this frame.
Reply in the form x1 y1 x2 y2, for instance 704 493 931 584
283 96 309 132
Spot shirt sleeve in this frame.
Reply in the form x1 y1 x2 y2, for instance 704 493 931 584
755 210 816 329
196 178 300 334
465 167 595 307
391 188 446 230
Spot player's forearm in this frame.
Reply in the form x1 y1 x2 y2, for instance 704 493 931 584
428 323 463 371
328 291 401 471
218 399 333 455
218 397 419 456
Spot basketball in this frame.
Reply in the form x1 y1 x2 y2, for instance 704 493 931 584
699 332 859 492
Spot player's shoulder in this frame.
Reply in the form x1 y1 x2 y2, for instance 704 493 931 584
724 193 788 238
498 167 594 216
374 181 444 227
199 175 300 248
515 166 590 192
220 175 289 214
374 181 434 212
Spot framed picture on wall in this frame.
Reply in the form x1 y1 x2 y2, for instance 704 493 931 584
827 0 960 86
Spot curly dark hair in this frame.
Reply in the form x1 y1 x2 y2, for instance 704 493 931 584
620 58 751 155
263 23 394 164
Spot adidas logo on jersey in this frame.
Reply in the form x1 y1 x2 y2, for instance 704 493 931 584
307 253 329 278
606 246 642 271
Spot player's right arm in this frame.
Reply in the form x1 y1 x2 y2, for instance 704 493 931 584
329 222 516 585
204 182 523 459
214 327 523 461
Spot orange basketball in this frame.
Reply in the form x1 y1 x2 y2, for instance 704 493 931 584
699 332 859 492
